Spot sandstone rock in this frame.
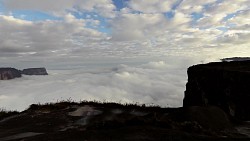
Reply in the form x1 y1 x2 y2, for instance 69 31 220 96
183 61 250 120
0 68 21 80
21 68 48 75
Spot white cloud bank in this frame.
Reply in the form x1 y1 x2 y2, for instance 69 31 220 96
0 59 191 111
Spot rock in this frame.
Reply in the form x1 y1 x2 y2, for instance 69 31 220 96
184 106 232 130
183 61 250 120
0 68 21 80
21 68 48 75
221 57 250 62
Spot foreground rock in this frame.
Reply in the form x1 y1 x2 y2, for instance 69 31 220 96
21 68 48 75
0 68 21 80
183 61 250 120
0 102 246 141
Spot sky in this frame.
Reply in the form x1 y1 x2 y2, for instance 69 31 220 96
0 0 249 111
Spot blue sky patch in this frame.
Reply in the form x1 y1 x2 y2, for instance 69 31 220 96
112 0 128 11
11 10 61 21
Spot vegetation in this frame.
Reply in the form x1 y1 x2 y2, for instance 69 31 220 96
0 108 19 121
26 99 162 113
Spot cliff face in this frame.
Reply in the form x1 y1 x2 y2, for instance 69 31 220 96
21 68 48 75
183 61 250 120
0 68 22 80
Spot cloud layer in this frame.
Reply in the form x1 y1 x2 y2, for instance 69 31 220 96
0 59 194 111
0 0 249 59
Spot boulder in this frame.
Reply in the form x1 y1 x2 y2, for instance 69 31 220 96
21 68 48 75
0 68 21 80
183 61 250 120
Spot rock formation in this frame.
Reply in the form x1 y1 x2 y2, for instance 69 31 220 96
21 68 48 75
183 61 250 120
0 67 48 80
0 68 22 80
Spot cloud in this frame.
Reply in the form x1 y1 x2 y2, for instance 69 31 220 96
228 10 250 26
3 0 116 18
127 0 175 13
0 14 107 57
178 0 217 13
196 0 248 28
110 13 168 41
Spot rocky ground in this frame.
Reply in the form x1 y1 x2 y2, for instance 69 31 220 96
0 101 249 141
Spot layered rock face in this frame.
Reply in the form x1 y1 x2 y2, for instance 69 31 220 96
0 68 22 80
21 68 48 75
183 61 250 120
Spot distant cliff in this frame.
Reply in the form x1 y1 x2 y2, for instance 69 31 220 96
21 68 48 75
221 57 250 62
0 68 21 80
0 67 48 80
183 61 250 120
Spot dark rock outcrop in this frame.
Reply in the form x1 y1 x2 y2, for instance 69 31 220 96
183 61 250 120
0 68 22 80
0 102 245 141
21 68 48 75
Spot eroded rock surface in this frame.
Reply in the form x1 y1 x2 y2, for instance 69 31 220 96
0 68 21 80
183 61 250 120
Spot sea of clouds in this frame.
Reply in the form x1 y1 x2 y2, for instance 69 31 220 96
0 56 204 111
2 49 250 112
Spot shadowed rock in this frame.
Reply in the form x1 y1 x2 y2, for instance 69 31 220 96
0 102 246 141
184 106 232 130
183 60 250 120
21 68 48 75
0 68 21 80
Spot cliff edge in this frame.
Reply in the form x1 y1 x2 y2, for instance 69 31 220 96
183 61 250 120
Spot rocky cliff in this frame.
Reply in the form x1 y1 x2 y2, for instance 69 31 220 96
21 68 48 75
0 67 48 80
0 68 22 80
183 61 250 120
